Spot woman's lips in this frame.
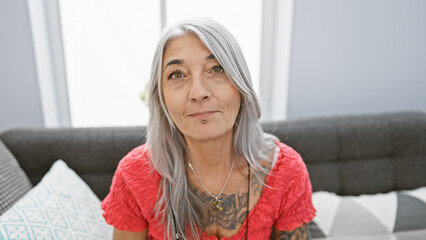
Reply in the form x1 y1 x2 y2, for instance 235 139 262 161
188 111 217 119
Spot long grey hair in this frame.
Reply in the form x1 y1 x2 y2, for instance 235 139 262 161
147 18 277 239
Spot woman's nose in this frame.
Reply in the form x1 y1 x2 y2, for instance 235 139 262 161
187 74 211 102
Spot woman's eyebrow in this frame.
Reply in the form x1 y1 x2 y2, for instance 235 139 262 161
206 54 216 61
163 54 216 72
164 59 183 70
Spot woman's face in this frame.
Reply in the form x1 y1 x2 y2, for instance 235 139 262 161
161 34 241 142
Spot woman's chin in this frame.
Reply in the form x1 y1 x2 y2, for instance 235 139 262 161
183 127 232 143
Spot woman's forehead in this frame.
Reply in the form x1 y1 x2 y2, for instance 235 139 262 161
164 34 208 56
162 34 214 68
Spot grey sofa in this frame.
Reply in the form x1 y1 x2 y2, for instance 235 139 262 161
1 111 425 238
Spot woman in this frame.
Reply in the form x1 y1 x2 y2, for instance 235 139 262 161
101 18 316 240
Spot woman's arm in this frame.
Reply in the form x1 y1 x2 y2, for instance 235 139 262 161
113 228 148 240
274 223 310 240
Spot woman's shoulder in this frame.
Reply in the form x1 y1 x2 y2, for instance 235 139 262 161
101 144 159 232
117 144 150 170
270 141 310 184
264 142 316 231
116 144 160 187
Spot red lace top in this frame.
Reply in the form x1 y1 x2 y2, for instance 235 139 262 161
101 142 316 239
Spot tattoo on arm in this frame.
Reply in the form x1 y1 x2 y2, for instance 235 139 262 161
275 223 310 240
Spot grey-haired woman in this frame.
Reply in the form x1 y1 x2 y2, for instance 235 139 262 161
101 18 316 240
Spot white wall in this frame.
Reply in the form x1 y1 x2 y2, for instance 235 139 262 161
0 0 44 133
287 0 426 119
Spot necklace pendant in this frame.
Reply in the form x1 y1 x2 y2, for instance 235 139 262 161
210 198 223 212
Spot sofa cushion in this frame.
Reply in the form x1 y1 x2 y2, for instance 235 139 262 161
310 187 426 239
0 140 32 216
0 160 112 239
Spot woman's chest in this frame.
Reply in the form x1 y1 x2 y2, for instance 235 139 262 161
136 159 284 239
190 165 275 239
195 188 251 239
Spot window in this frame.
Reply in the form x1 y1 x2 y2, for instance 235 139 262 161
59 0 159 127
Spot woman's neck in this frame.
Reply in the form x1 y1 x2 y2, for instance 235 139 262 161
185 131 234 177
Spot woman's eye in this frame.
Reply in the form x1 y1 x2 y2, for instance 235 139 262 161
211 65 224 74
168 70 184 80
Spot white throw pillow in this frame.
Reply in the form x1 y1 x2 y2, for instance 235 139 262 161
0 160 112 240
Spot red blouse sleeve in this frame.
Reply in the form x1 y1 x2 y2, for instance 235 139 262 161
101 157 148 232
273 143 316 231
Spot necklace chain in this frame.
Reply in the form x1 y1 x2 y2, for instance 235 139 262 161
176 159 249 239
187 157 235 201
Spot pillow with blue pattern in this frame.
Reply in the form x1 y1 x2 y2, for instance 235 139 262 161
0 160 112 240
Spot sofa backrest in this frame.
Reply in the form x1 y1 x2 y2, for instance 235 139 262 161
263 111 426 196
0 127 146 199
1 111 425 199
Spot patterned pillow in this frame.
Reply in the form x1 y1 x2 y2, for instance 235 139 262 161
0 160 113 240
0 140 32 216
310 187 426 240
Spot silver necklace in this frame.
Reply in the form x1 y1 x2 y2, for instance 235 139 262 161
188 158 235 212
